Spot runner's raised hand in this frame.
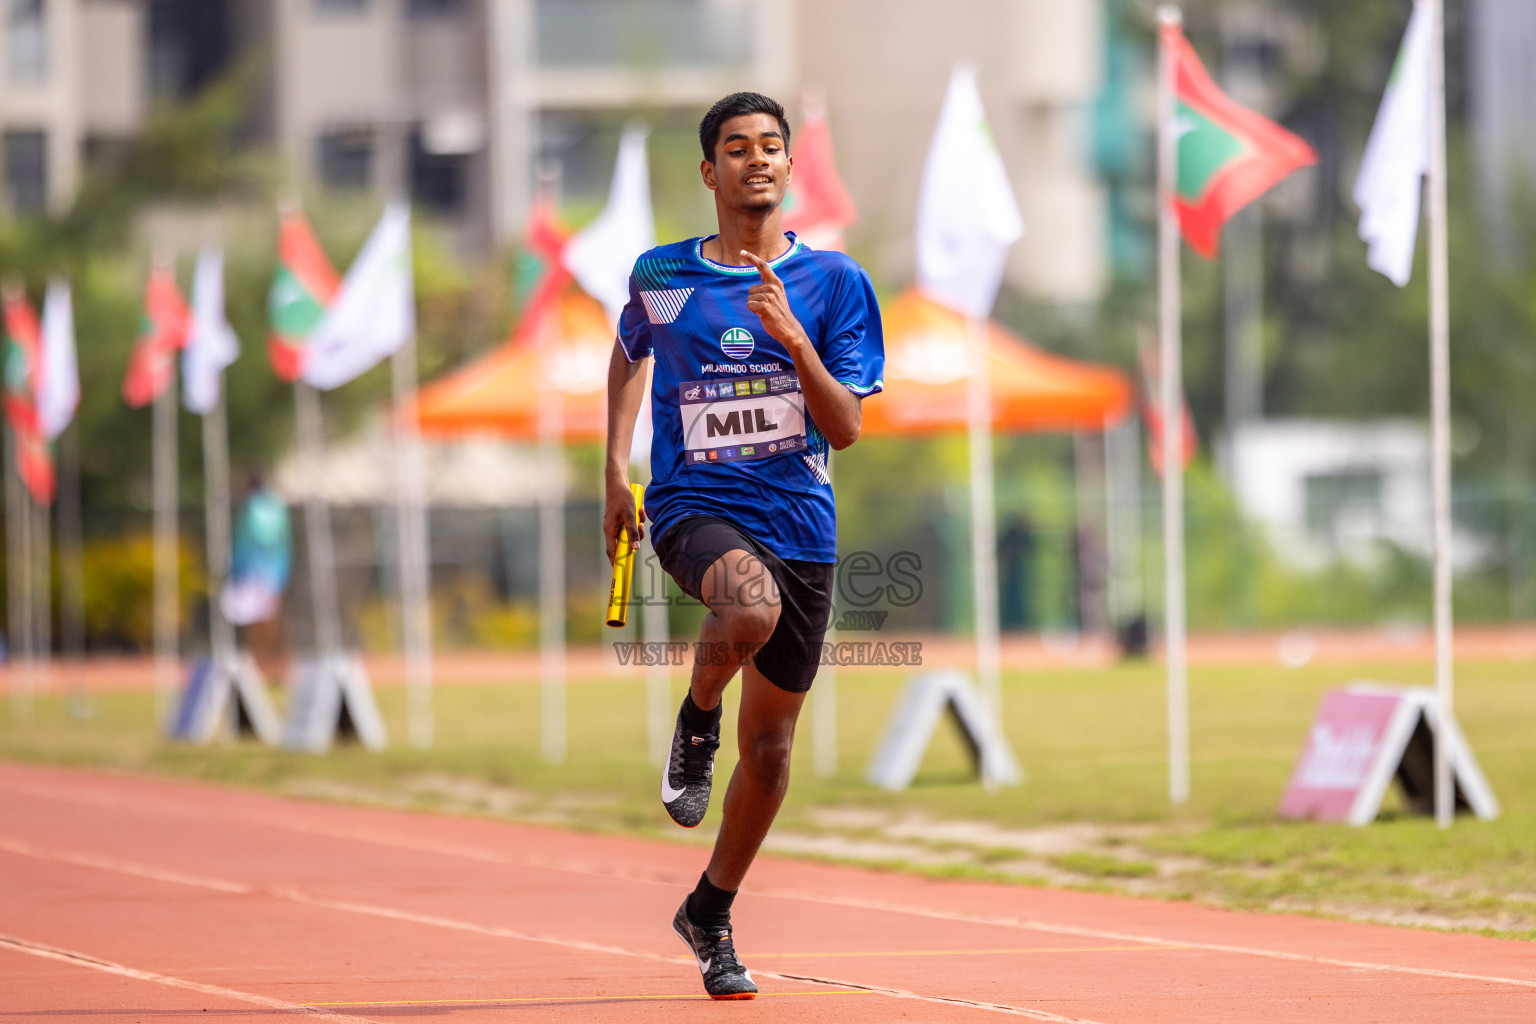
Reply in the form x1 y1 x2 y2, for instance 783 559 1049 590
742 249 807 352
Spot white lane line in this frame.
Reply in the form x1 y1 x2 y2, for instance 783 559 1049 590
2 834 1105 1022
5 775 1534 994
0 778 691 887
272 888 1105 1022
755 888 1536 992
0 932 383 1023
272 885 687 966
0 834 253 894
773 971 1106 1023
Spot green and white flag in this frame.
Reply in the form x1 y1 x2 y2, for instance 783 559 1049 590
302 203 415 391
1354 0 1432 288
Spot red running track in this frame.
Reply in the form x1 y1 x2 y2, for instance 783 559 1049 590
0 761 1531 1022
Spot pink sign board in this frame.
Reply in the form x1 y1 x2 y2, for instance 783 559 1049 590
1278 689 1405 822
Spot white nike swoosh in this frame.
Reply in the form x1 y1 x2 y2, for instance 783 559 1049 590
661 773 686 803
699 957 711 974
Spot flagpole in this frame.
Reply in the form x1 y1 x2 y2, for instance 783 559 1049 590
537 330 566 764
19 476 35 711
1158 4 1191 806
32 486 50 696
529 161 566 765
294 382 343 658
391 334 433 748
637 463 674 766
966 316 1002 728
58 423 87 716
1426 0 1454 829
4 428 23 720
814 451 837 778
202 388 235 664
152 363 179 728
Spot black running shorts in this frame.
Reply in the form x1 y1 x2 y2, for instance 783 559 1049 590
653 515 834 694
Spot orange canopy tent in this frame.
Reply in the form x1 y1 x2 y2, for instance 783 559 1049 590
864 289 1132 436
412 285 613 441
413 286 1132 441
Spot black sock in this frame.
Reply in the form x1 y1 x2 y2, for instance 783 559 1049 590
681 692 722 736
686 871 736 934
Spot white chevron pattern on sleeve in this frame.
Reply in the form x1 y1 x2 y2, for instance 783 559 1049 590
640 288 694 325
802 452 831 484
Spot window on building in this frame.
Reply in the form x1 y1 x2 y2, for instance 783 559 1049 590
534 0 751 69
410 128 467 215
537 109 696 211
148 0 233 99
1303 469 1384 546
6 0 47 84
317 127 374 190
406 0 464 18
3 130 48 213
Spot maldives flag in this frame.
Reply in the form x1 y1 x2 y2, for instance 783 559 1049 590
268 207 340 382
2 287 55 503
782 95 857 251
1163 22 1317 258
510 187 572 348
123 265 191 408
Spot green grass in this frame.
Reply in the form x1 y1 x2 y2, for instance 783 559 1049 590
2 656 1533 938
1047 851 1159 878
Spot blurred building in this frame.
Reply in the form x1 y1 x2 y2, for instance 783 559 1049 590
1470 0 1536 261
1228 420 1489 573
2 0 1110 302
0 0 144 215
1229 421 1432 572
791 0 1107 302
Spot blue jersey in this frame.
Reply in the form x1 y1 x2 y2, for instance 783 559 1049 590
618 233 884 563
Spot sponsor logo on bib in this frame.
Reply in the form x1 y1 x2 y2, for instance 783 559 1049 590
720 327 755 360
678 372 808 466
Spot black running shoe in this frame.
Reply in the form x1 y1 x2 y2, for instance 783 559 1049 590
671 900 757 1000
661 704 719 828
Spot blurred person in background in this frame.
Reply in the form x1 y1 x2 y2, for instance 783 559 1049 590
604 92 885 1000
222 473 292 679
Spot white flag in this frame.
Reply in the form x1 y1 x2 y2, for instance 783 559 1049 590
303 203 416 390
915 65 1024 321
37 278 78 439
183 249 242 414
1354 0 1432 288
562 126 656 326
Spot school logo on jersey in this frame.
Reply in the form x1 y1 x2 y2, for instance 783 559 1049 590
720 327 755 359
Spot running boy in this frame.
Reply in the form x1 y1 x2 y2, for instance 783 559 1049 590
604 92 884 999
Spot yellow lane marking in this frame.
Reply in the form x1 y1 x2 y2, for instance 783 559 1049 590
308 989 873 1007
753 944 1194 959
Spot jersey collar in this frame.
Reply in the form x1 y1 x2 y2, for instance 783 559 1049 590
692 232 802 276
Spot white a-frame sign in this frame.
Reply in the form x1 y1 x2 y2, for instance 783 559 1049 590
282 653 387 753
170 653 282 745
867 671 1021 790
1279 683 1498 825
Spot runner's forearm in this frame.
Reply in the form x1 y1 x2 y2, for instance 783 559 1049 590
606 341 649 480
786 336 861 449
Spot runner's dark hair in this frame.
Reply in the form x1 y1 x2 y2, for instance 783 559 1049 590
699 93 791 162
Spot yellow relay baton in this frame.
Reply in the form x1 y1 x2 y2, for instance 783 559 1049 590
605 483 644 628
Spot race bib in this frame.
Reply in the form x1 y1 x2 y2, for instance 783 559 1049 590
679 372 808 466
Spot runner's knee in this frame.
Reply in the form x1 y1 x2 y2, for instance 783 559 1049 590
738 728 794 791
719 600 779 648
